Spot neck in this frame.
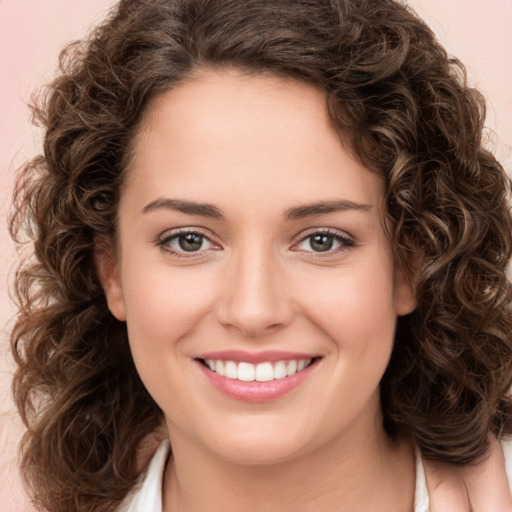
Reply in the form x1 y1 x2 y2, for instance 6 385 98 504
162 407 415 512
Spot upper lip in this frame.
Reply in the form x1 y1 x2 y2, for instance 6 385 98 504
196 350 320 364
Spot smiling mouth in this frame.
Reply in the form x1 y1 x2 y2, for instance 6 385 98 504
198 358 319 382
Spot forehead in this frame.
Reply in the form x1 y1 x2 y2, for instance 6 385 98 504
125 69 385 216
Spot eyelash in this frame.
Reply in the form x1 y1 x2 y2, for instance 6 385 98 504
292 228 355 256
156 228 355 258
156 228 218 258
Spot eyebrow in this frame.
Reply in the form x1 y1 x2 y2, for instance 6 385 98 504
141 198 224 218
141 198 372 220
284 200 372 220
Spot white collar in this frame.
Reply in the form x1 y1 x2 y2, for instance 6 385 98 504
414 446 430 512
116 438 170 512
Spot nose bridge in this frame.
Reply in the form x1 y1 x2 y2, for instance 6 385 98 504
218 238 292 337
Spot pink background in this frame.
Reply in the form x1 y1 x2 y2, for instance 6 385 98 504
1 1 511 509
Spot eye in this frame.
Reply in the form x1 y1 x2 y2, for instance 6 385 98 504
294 230 354 254
157 229 218 256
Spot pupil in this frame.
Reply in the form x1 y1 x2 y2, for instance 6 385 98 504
179 233 203 251
311 234 333 252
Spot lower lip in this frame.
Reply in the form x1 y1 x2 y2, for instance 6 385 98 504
196 360 318 402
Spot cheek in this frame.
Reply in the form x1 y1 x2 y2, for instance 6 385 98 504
120 267 220 415
300 260 397 349
297 253 399 402
121 266 217 358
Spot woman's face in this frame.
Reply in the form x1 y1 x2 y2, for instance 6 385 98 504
99 69 416 464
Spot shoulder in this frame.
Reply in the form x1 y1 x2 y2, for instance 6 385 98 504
115 439 171 512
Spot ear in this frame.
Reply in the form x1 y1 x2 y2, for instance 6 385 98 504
394 250 418 317
94 237 127 321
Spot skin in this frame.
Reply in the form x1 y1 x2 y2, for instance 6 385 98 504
97 69 510 511
424 437 512 512
136 426 512 511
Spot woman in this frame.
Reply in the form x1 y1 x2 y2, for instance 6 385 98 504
9 0 512 511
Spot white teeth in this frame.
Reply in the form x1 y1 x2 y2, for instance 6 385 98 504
225 361 238 379
216 360 225 376
274 361 287 379
255 362 274 382
286 360 298 376
205 358 313 381
237 362 255 381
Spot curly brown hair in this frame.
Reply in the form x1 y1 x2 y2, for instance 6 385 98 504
9 0 512 510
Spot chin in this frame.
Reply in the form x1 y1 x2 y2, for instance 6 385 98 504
211 437 307 466
192 415 328 466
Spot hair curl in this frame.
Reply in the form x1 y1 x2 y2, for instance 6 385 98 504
10 0 512 510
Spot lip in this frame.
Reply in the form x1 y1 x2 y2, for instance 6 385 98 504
196 350 318 364
195 355 320 402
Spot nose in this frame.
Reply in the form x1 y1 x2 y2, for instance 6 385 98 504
216 245 294 339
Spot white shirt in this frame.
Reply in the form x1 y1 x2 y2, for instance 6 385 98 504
117 438 512 512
